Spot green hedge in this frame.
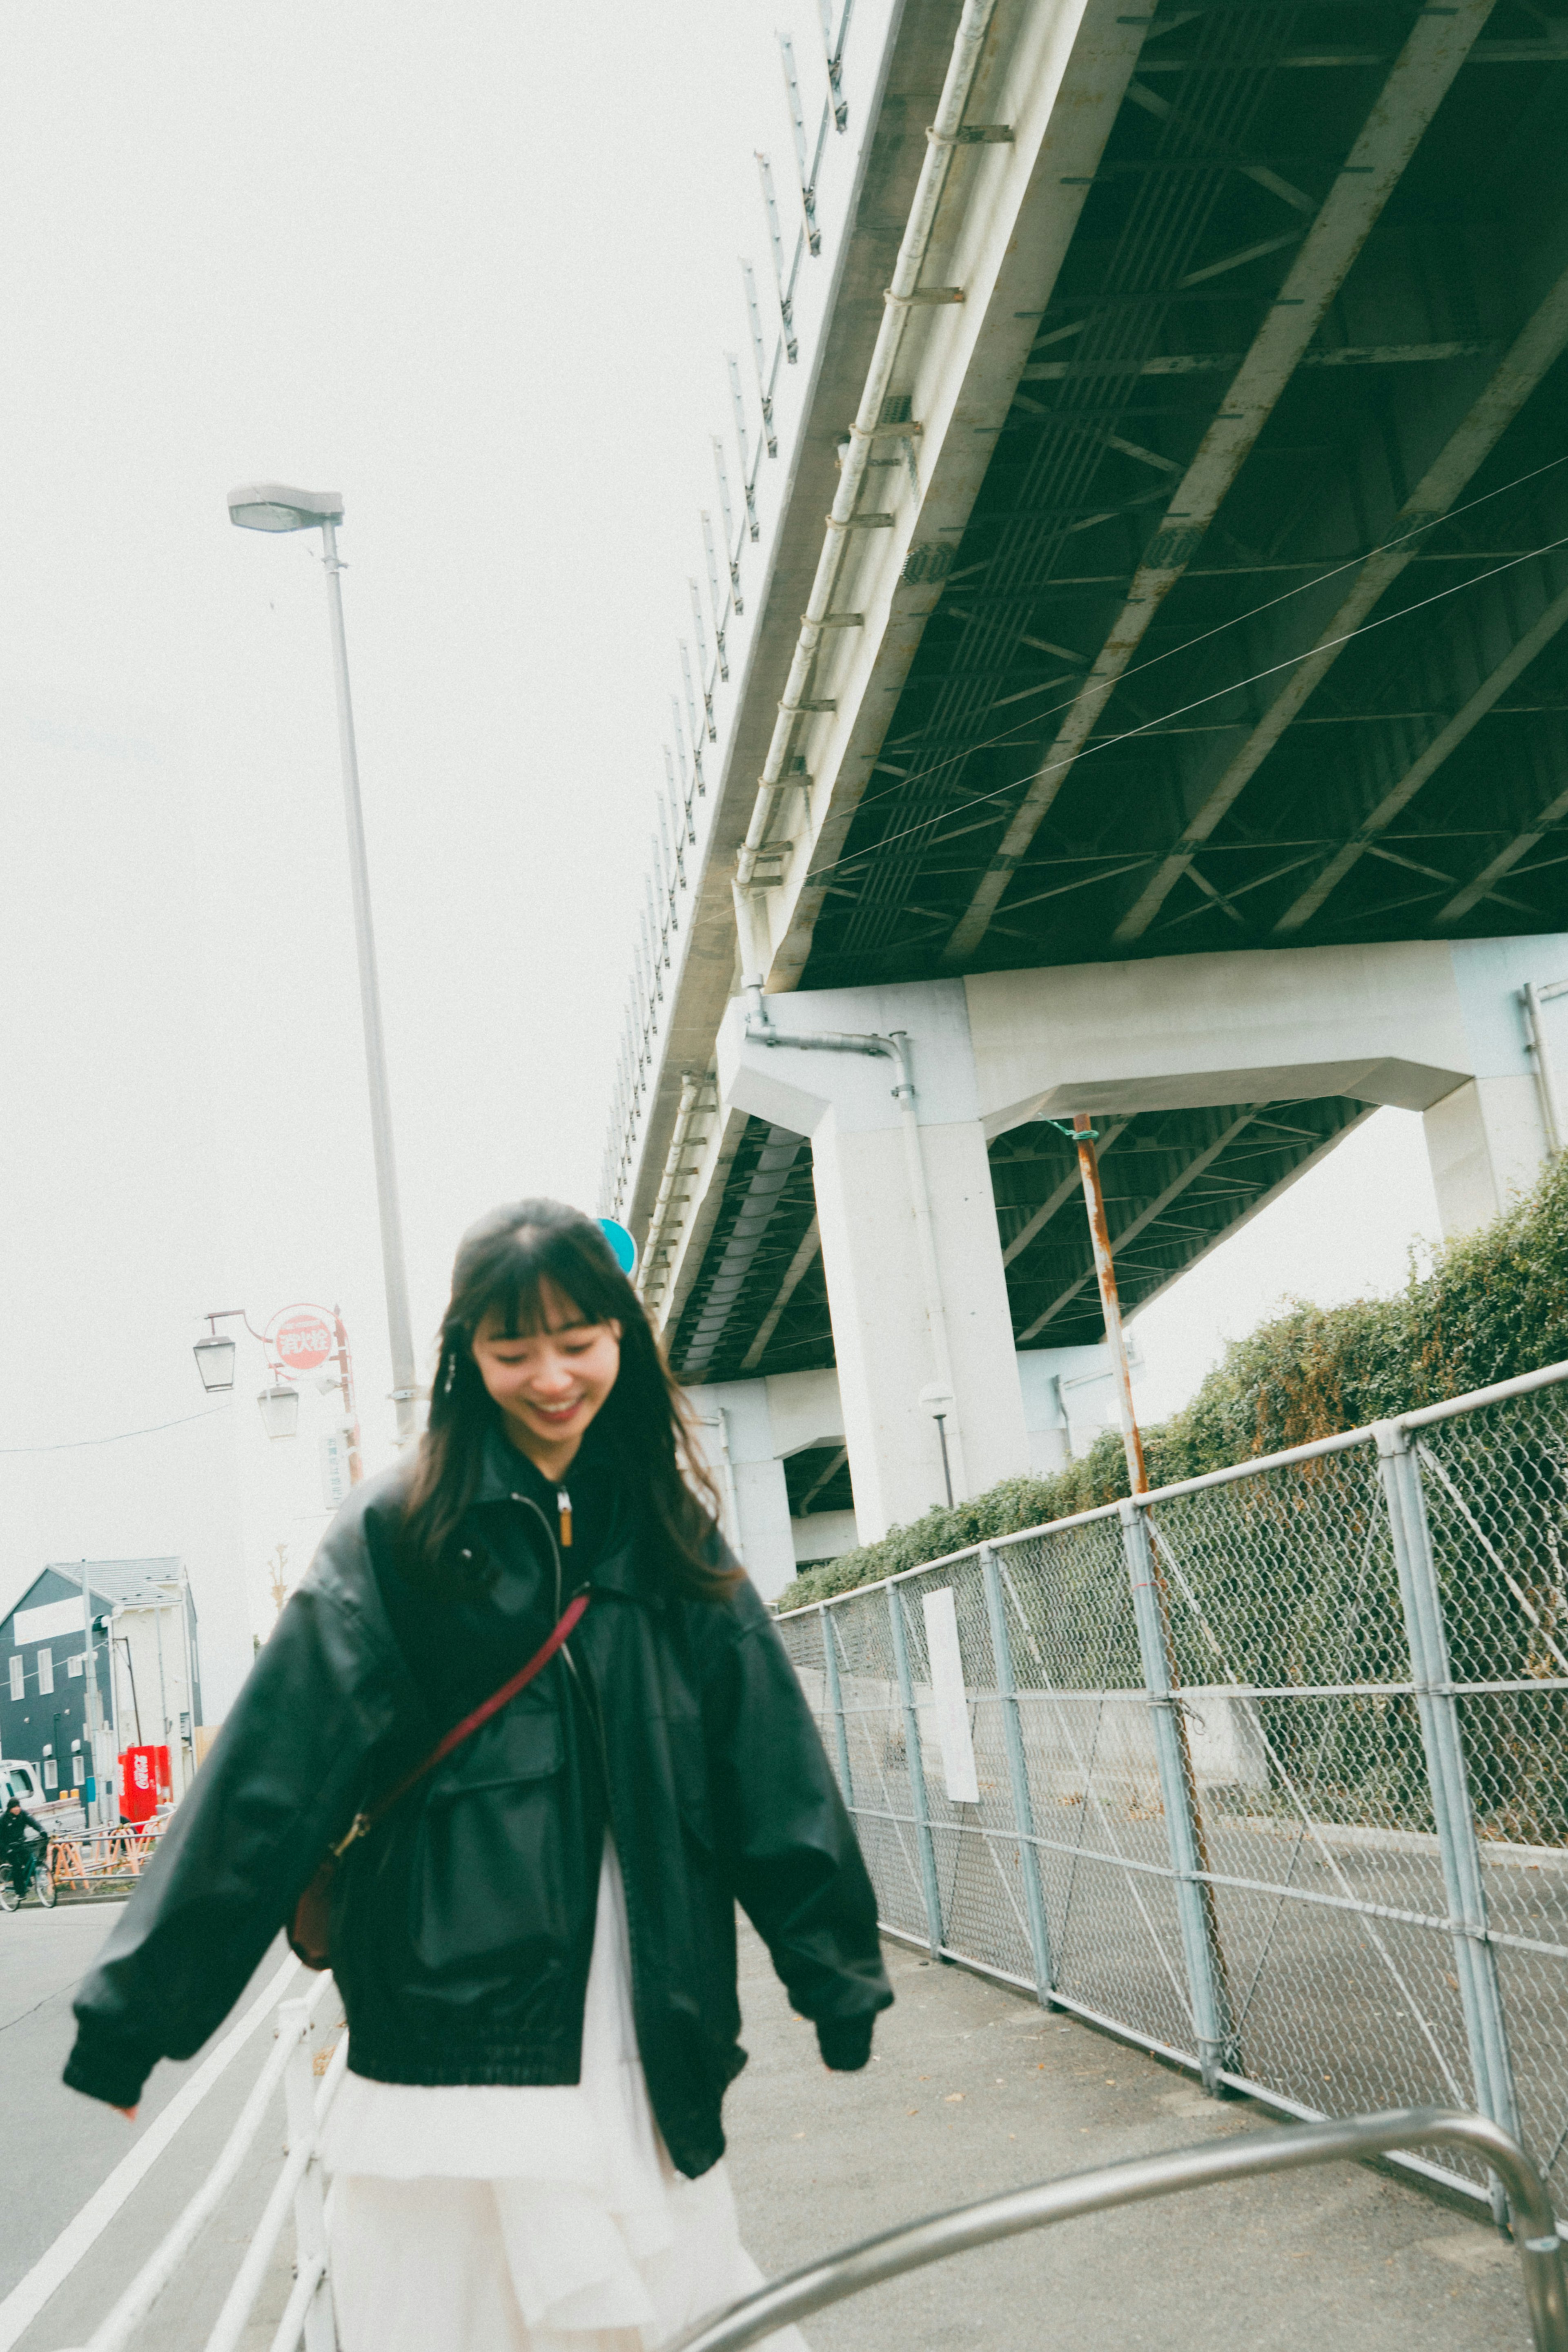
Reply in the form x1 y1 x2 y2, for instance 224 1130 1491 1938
774 1144 1568 1614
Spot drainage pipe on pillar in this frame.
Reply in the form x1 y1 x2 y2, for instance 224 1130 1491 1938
1521 981 1566 1159
693 1408 745 1565
735 0 1000 889
890 1030 967 1498
1070 1112 1146 1494
733 923 967 1499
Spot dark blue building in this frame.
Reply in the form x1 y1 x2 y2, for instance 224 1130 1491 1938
1 1559 201 1812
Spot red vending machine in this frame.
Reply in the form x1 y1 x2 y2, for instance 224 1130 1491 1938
119 1746 160 1825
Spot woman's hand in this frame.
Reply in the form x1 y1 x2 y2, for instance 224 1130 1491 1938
111 2105 138 2121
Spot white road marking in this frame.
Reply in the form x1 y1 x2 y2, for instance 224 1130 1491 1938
0 1953 297 2352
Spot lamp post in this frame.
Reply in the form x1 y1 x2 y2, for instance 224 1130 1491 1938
919 1382 956 1509
226 483 419 1446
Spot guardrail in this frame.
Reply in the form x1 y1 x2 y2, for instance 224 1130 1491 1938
43 1965 345 2352
777 1357 1568 2224
666 2108 1568 2352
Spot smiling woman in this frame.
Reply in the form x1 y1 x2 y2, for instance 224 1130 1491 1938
401 1200 735 1604
63 1197 892 2352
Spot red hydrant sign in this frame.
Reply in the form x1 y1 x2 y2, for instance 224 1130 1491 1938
273 1308 334 1373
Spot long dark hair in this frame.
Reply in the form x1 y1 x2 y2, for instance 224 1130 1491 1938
400 1198 735 1602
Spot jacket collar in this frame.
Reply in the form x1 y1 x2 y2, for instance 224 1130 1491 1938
468 1418 657 1605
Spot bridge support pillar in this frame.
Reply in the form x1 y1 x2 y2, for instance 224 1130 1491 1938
718 979 1029 1543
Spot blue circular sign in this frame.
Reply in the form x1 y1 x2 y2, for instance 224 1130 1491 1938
598 1217 637 1277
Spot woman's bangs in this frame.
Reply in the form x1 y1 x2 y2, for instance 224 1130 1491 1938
465 1227 618 1340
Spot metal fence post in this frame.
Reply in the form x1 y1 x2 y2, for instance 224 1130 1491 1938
819 1602 855 1806
1120 1499 1231 2091
280 1993 338 2352
980 1544 1054 2007
886 1579 944 1957
1378 1420 1521 2193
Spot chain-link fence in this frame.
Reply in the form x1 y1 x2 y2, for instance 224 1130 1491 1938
775 1360 1568 2219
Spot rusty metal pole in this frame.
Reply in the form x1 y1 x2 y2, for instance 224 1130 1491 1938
1069 1112 1234 2080
1070 1114 1146 1492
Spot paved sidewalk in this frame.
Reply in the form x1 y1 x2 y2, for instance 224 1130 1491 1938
724 1932 1536 2352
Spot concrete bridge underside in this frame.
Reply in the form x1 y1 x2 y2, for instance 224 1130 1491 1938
612 0 1568 1587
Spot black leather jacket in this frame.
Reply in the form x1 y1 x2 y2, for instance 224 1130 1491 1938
63 1429 891 2176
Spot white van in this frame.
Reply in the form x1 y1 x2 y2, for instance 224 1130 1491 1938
0 1758 85 1833
0 1759 43 1807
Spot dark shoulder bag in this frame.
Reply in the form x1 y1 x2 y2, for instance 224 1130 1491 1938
289 1591 589 1969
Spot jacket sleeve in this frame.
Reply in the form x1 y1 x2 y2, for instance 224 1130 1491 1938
704 1595 892 2030
63 1543 402 2111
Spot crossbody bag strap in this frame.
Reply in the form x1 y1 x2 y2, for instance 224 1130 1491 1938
332 1588 591 1858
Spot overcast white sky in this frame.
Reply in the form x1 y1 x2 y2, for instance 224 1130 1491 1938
0 4 1450 1711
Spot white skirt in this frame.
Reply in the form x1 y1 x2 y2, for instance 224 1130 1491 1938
321 1837 807 2352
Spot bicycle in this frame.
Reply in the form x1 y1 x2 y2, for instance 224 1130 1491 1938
0 1835 58 1911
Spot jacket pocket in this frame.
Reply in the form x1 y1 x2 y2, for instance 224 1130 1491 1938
425 1694 563 1797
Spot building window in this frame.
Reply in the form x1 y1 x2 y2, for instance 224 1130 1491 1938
42 1755 58 1790
36 1648 53 1695
67 1651 84 1678
7 1654 20 1700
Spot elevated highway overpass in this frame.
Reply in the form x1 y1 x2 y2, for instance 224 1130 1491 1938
600 0 1568 1593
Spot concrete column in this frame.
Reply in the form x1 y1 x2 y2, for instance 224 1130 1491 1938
719 979 1030 1543
1419 941 1566 1234
683 1379 797 1602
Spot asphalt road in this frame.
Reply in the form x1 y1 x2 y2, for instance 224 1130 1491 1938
0 1900 1542 2351
0 1900 296 2352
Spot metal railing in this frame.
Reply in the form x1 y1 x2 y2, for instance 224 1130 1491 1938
777 1357 1568 2222
47 1821 169 1897
666 2108 1568 2352
48 1964 346 2352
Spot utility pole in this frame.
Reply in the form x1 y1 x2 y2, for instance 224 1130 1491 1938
77 1562 109 1833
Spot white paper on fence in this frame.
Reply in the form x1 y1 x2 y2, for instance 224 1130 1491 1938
921 1588 980 1804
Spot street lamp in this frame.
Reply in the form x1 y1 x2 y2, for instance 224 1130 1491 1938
192 1332 237 1392
227 482 419 1446
193 1307 301 1443
256 1384 301 1441
920 1382 956 1509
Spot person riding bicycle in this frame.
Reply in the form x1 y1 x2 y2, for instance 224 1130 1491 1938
0 1796 48 1892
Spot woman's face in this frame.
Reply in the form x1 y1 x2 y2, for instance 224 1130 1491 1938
470 1280 621 1470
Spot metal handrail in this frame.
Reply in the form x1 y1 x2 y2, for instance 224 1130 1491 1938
61 1970 343 2352
665 2109 1568 2352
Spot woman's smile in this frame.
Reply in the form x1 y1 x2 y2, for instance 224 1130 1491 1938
523 1396 585 1426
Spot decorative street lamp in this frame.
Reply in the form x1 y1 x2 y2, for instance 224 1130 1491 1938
192 1331 238 1393
193 1304 361 1469
256 1384 301 1441
226 482 419 1447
